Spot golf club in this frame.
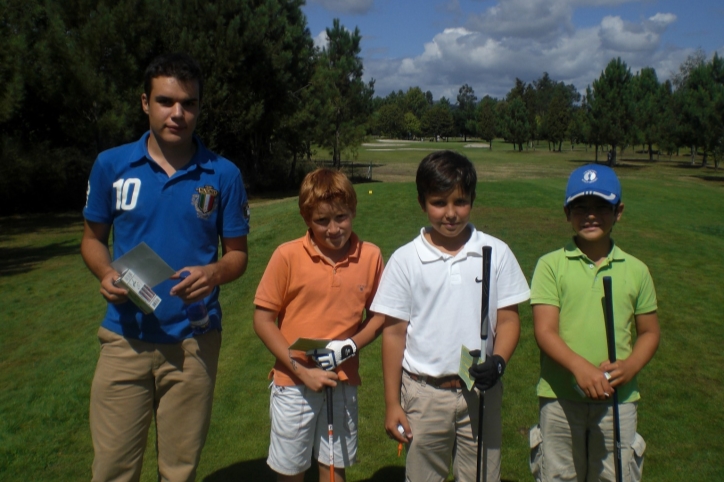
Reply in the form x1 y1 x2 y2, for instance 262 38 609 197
603 276 623 482
326 385 335 482
476 245 492 482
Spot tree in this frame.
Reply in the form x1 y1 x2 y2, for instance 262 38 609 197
455 83 477 141
421 103 454 141
313 18 374 169
402 86 429 120
588 58 633 165
504 97 530 151
173 0 316 187
375 103 405 138
403 112 421 139
476 96 497 149
543 92 571 151
631 67 662 161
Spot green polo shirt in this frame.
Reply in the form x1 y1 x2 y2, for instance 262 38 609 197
531 240 657 403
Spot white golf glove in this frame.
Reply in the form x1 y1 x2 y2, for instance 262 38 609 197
307 338 358 371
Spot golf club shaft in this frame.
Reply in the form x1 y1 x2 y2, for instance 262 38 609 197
477 246 492 482
603 276 623 482
326 385 335 482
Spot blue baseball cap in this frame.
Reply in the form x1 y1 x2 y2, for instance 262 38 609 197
564 164 621 206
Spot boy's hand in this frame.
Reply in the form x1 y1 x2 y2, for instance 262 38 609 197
599 359 635 388
468 351 506 392
385 405 412 443
298 365 339 392
573 363 614 401
307 338 358 370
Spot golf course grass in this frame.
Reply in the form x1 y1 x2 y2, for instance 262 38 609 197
1 139 723 481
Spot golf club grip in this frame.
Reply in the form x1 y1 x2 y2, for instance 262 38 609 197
481 246 492 341
602 276 616 363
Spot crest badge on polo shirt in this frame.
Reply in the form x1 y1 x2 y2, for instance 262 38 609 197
192 185 219 219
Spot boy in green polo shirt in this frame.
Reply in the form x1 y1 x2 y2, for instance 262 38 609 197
529 164 660 482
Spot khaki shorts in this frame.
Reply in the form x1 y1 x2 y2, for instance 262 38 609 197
267 383 358 476
530 398 646 482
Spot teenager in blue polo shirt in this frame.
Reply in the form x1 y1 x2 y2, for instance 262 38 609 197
81 53 250 482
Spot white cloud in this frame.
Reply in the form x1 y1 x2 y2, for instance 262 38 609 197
364 1 684 100
313 30 329 50
309 0 373 15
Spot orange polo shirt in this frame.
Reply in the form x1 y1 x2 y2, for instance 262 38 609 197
254 231 384 386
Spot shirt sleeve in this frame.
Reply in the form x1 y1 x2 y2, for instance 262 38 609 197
254 247 289 313
369 251 412 321
635 265 658 315
218 167 250 238
83 156 114 224
530 254 561 307
495 243 531 308
365 249 385 312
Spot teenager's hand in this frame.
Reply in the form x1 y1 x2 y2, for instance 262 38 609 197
573 362 614 401
599 359 636 388
298 365 338 392
385 405 412 443
100 271 128 304
170 266 216 303
468 351 506 392
307 339 358 370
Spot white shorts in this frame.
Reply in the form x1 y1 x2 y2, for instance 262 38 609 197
267 383 358 476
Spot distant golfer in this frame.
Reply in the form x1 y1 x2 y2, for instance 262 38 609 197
81 53 249 481
370 151 530 482
253 168 384 482
529 164 660 481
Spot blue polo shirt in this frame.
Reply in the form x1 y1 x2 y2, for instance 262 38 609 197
84 132 250 343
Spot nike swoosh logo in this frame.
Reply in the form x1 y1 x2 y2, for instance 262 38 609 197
475 277 483 283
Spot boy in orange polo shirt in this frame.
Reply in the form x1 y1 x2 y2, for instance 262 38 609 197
253 168 384 482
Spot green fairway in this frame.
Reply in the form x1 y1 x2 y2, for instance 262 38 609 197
2 143 723 481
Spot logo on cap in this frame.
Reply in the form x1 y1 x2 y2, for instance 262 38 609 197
582 170 598 183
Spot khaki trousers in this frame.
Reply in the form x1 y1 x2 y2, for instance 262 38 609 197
533 398 644 482
401 371 502 482
90 327 221 482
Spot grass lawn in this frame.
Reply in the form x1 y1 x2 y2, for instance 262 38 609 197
1 140 723 481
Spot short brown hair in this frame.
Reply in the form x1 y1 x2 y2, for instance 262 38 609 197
299 168 357 220
416 150 477 203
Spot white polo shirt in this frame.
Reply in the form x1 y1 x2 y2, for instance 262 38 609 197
371 225 530 377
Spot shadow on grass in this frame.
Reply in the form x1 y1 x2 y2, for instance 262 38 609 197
203 458 276 481
0 212 83 239
202 459 408 481
0 240 80 277
694 175 724 183
566 159 649 171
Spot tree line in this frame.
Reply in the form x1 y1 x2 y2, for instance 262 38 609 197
1 0 372 214
369 52 724 168
1 0 722 215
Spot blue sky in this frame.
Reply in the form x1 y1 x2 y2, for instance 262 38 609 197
302 0 724 100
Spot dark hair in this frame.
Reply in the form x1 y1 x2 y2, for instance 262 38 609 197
143 53 203 100
416 150 477 203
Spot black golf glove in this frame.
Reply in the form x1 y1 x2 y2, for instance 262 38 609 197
468 351 506 392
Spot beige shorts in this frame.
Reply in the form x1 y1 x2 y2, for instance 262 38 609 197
267 383 358 476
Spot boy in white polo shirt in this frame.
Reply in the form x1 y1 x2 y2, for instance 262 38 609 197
370 150 530 482
529 164 659 482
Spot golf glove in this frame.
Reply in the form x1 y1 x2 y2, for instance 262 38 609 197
468 351 506 392
307 338 358 371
